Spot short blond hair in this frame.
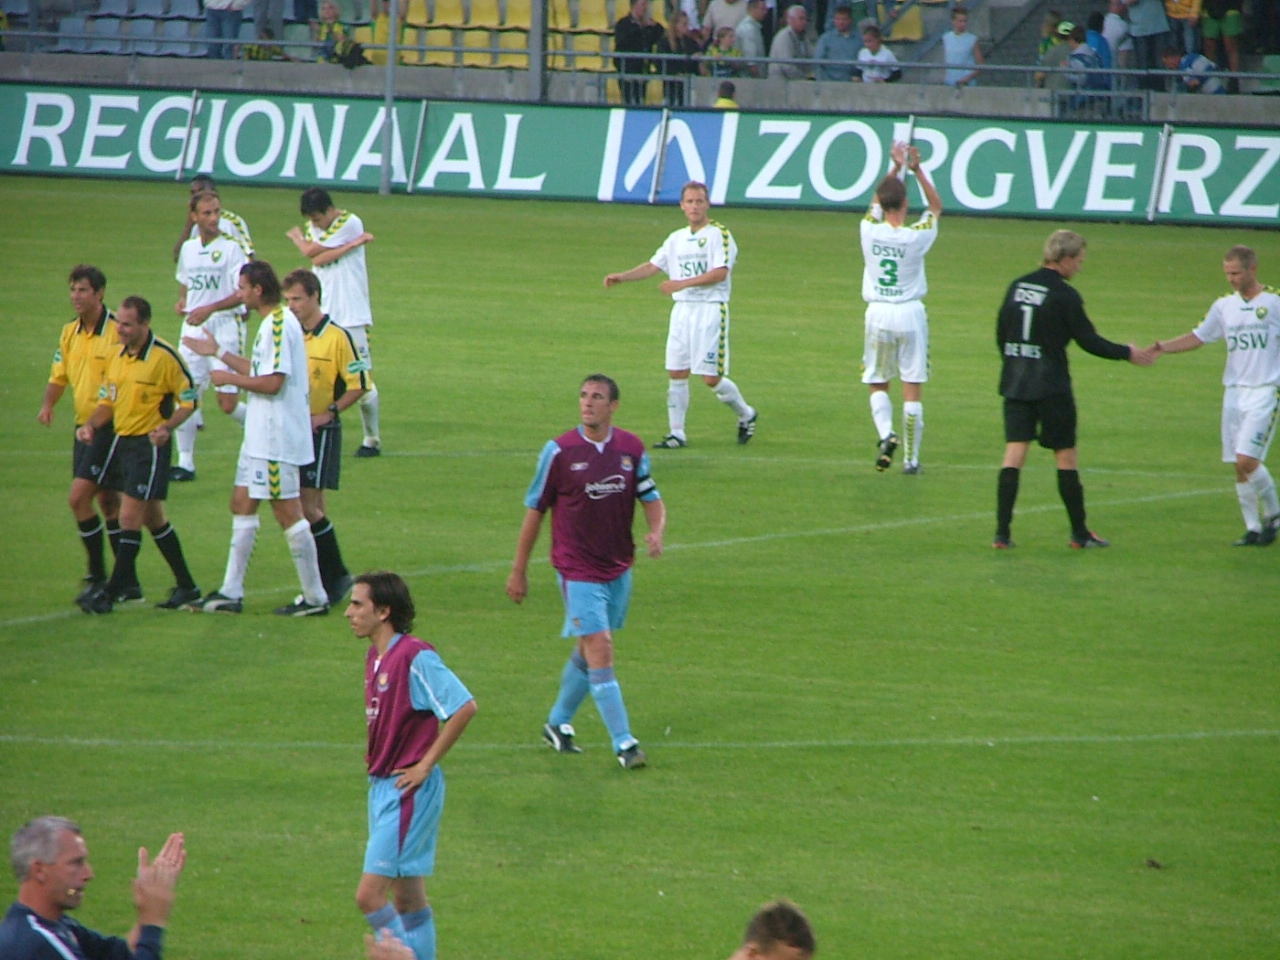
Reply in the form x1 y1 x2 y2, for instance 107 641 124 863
1224 245 1256 270
1043 229 1086 264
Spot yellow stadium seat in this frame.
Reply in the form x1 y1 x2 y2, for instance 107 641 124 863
470 0 500 25
430 0 466 23
572 0 611 32
403 0 428 24
422 24 456 62
546 0 571 29
878 1 922 41
461 25 494 63
495 26 528 66
502 0 529 27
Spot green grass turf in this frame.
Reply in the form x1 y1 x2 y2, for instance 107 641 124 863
1 175 1278 960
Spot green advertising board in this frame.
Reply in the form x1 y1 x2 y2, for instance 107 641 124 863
2 84 1276 225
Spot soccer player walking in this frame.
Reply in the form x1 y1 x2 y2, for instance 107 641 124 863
184 261 330 616
506 375 665 769
347 571 476 960
172 173 254 262
1150 246 1280 545
287 188 382 457
75 297 202 614
860 142 942 474
37 265 123 602
283 268 368 602
994 230 1154 549
173 189 251 482
604 181 759 448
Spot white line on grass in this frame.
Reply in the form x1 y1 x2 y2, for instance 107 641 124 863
0 486 1223 631
0 729 1275 753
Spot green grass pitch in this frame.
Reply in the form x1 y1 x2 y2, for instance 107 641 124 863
1 174 1277 960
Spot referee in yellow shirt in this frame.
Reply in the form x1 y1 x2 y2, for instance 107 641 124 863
283 268 367 604
76 297 203 614
36 265 124 602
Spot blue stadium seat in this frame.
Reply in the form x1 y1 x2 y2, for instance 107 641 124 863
2 0 32 20
130 16 160 52
128 0 165 17
86 15 127 52
49 15 90 51
89 0 131 18
161 0 202 19
158 15 202 52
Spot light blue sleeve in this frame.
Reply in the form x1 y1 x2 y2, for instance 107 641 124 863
409 649 474 719
636 451 660 502
522 439 561 509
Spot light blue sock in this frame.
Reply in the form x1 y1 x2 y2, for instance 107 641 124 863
549 651 590 727
588 666 633 752
365 904 408 943
400 906 435 960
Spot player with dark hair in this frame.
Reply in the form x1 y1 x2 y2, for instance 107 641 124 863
994 229 1154 549
1150 246 1280 545
283 267 368 603
76 297 202 614
346 570 477 960
604 182 759 448
185 260 329 616
38 265 124 602
506 375 666 769
172 173 254 262
860 141 943 474
287 187 381 456
735 900 817 960
0 817 186 960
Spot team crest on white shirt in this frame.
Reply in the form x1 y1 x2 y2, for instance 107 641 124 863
211 250 222 263
1259 307 1270 319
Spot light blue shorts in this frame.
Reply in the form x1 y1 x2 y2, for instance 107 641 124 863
363 766 444 877
558 570 632 637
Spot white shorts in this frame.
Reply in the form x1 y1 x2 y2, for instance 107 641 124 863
861 300 929 385
337 322 375 376
1221 384 1279 462
235 448 301 501
180 313 245 395
666 301 729 377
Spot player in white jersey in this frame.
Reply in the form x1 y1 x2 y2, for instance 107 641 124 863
1151 245 1280 546
172 190 251 482
183 261 330 616
860 141 942 474
172 174 254 261
604 181 759 448
287 187 382 457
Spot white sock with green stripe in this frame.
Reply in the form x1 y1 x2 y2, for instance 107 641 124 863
903 401 923 465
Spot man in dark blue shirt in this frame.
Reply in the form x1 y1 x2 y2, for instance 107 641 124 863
0 817 185 960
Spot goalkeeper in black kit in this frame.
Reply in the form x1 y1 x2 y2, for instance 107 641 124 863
993 229 1155 550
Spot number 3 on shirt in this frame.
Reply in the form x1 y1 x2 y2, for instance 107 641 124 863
877 258 899 288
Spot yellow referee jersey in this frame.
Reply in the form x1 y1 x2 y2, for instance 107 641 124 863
304 315 369 415
49 308 119 425
99 332 199 436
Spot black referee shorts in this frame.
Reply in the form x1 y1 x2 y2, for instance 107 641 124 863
302 421 342 491
1003 393 1077 451
72 425 119 488
102 434 172 502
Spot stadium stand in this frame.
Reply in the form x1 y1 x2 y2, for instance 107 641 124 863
160 0 202 19
462 23 492 62
130 15 160 51
88 0 130 19
85 14 126 52
129 0 165 18
2 0 32 26
283 20 315 57
49 15 90 50
157 15 203 53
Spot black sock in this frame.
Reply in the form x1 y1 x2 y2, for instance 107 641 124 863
311 517 348 591
106 532 143 595
996 467 1020 539
1057 469 1088 539
151 523 197 591
78 517 107 580
106 518 122 558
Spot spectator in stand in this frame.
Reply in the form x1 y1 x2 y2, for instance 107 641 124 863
658 11 702 105
703 0 749 43
1200 0 1242 90
1165 0 1201 52
1160 42 1226 89
1037 18 1073 88
701 25 744 74
825 0 866 29
1103 0 1134 81
1038 8 1063 60
1086 12 1113 68
317 0 368 65
254 0 286 57
205 0 248 58
615 0 665 104
1064 23 1108 103
942 5 983 86
714 79 741 105
1125 0 1171 89
243 25 296 59
769 4 812 78
857 22 899 80
677 0 704 35
815 4 862 80
734 0 768 75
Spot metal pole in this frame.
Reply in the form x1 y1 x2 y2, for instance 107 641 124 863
648 108 671 205
406 99 429 194
175 88 199 181
528 0 545 102
379 0 401 196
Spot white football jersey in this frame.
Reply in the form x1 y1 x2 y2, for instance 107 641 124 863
306 210 373 328
188 209 254 258
1194 287 1280 387
177 233 249 322
242 306 314 466
650 221 736 303
861 210 938 304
